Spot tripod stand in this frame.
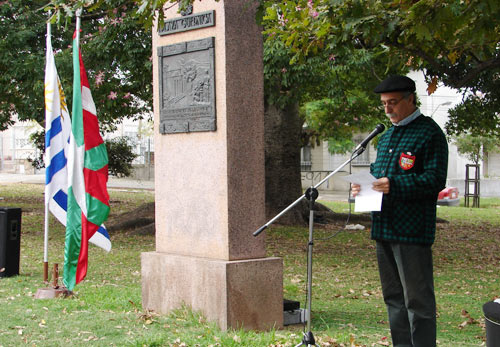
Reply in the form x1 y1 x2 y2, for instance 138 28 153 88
254 149 365 347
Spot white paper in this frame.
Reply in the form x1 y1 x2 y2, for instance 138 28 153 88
341 172 383 212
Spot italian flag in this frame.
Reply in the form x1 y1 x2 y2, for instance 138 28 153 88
63 30 110 291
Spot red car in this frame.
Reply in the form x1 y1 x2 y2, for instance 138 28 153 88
437 187 460 206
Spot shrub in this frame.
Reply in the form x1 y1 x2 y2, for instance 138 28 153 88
27 131 137 177
105 136 138 177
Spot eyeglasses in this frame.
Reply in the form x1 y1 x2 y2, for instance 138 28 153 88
381 96 407 108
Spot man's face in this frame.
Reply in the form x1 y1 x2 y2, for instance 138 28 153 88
380 91 416 124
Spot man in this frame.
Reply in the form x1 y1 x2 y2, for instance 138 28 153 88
351 75 448 347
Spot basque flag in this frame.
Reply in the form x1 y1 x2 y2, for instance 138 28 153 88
63 28 111 291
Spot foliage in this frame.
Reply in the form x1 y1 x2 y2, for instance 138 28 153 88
260 0 500 137
26 130 46 170
0 0 152 132
0 183 499 346
105 136 138 177
262 12 396 151
301 97 388 153
0 0 48 130
46 0 206 28
260 0 500 89
26 130 138 177
452 133 498 165
446 89 500 138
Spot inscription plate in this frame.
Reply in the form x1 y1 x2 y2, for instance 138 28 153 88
158 37 216 134
159 10 215 36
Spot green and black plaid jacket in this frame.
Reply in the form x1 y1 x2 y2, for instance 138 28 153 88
370 114 448 245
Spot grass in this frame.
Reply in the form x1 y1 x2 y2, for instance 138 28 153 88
0 183 498 346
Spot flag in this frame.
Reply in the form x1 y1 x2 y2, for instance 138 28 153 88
44 27 72 224
44 27 111 254
63 29 110 291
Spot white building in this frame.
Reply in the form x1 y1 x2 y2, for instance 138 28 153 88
0 118 42 174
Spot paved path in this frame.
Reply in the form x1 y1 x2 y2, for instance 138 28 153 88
0 173 154 191
0 173 349 201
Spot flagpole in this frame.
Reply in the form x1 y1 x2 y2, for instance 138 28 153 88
44 207 49 282
75 8 81 42
43 17 52 284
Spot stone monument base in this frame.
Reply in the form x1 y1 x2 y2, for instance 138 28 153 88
141 252 283 331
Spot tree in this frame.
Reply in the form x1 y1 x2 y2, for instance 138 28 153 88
259 0 500 137
446 86 500 138
453 134 497 166
0 0 152 132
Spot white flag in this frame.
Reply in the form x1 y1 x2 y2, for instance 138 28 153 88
44 27 72 224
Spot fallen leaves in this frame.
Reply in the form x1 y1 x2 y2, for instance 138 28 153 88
459 309 479 329
137 309 159 325
172 338 187 347
375 335 390 346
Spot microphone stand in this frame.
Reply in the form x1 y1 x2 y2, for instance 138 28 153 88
254 147 366 347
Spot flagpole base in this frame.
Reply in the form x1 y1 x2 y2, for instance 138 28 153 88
34 286 72 299
43 262 49 283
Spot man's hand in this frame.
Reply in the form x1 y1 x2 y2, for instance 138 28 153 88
372 177 390 194
351 183 361 197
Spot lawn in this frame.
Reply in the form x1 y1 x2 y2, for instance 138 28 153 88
0 184 498 346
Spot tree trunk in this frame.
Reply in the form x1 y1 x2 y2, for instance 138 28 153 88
264 102 308 225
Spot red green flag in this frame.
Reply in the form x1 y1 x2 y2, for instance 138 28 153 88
63 29 110 291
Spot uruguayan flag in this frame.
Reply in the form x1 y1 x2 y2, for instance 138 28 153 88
44 30 111 252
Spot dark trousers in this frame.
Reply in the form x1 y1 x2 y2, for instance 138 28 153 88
376 241 436 347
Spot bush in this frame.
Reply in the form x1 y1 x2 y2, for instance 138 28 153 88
28 131 137 178
105 136 138 177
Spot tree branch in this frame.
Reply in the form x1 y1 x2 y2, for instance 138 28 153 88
387 35 500 90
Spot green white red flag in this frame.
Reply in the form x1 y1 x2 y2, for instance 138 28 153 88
63 28 110 291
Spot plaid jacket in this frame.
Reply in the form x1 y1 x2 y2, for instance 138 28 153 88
370 114 448 245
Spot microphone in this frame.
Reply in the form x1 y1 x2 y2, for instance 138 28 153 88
353 123 385 152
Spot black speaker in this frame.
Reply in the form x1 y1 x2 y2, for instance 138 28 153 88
0 207 22 278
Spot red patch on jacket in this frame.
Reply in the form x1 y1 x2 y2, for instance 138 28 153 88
399 152 416 170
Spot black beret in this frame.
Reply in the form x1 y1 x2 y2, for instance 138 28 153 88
374 75 416 93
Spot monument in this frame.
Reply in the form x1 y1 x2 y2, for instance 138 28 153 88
141 0 283 330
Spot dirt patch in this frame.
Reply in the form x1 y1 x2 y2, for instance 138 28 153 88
106 201 155 235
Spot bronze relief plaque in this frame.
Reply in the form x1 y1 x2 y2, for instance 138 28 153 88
158 37 216 134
